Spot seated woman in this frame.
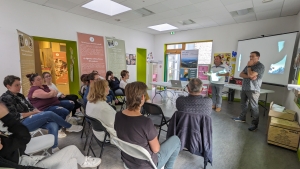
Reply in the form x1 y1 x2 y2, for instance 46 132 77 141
80 74 88 97
42 72 83 117
84 71 119 106
0 103 101 169
27 73 74 120
106 71 120 92
119 70 129 89
0 75 83 153
114 82 181 169
86 79 116 141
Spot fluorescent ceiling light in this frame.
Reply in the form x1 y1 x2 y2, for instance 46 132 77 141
82 0 131 16
148 23 178 32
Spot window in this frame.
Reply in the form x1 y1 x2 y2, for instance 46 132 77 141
186 42 212 64
167 44 182 50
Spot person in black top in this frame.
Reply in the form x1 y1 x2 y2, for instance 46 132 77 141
106 71 121 92
114 82 181 169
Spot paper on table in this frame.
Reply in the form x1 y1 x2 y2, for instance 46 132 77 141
272 104 285 112
287 84 300 90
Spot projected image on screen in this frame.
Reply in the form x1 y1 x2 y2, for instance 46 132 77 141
268 41 287 74
269 55 287 74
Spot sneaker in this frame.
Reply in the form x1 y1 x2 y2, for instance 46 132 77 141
58 130 67 138
232 117 246 122
66 125 83 132
215 107 221 112
52 147 60 154
75 111 84 117
81 156 101 168
212 105 216 109
248 125 258 131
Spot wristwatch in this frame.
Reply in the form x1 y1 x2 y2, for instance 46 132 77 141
20 114 23 119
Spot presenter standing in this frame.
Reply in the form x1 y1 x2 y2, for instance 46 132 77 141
232 51 265 131
210 55 230 112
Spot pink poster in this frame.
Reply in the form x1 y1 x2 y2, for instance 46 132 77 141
77 32 106 77
198 65 209 80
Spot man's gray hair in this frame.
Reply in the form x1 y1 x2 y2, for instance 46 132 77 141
188 78 203 93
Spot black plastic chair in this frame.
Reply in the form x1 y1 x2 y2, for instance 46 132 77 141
142 102 171 139
77 98 91 151
85 115 111 168
114 88 126 111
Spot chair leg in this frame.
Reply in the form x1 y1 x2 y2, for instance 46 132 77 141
81 119 86 138
99 134 108 158
83 124 91 151
87 136 93 156
158 127 162 140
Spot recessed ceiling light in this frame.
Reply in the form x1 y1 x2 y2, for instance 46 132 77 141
82 0 131 16
262 0 273 3
148 23 178 31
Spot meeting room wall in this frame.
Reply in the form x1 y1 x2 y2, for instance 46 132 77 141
154 15 298 106
0 0 154 94
284 12 300 123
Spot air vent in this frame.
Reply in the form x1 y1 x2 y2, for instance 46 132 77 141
178 19 196 25
135 8 155 17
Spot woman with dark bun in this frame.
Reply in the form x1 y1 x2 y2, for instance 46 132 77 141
0 75 83 153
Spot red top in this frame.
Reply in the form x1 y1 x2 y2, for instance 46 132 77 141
28 85 60 111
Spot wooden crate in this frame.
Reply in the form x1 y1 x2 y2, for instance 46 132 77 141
267 117 300 151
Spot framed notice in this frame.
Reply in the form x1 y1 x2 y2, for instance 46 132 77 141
106 37 126 75
77 32 106 77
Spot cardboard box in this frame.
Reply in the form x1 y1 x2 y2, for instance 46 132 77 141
268 117 300 151
268 102 296 121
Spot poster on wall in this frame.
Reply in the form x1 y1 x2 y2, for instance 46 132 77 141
77 32 106 77
180 50 198 81
198 65 210 80
17 30 35 96
126 53 136 65
106 37 126 75
214 52 234 82
52 52 68 84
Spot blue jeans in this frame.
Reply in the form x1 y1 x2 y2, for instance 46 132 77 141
157 136 181 169
21 111 72 148
211 83 224 108
44 100 74 120
107 90 115 104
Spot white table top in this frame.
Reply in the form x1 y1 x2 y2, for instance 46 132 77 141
224 84 275 94
151 80 210 89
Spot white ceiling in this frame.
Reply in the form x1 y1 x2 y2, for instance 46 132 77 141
24 0 300 34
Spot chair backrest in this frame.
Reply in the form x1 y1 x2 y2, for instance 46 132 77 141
110 135 157 169
77 98 86 110
142 102 163 116
85 115 107 133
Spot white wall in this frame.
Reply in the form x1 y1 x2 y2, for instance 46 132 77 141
284 12 300 123
0 0 154 94
154 16 298 105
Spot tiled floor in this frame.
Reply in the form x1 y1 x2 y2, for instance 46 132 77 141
56 90 300 169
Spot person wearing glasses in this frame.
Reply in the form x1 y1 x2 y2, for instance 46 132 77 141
0 103 101 169
42 72 83 117
26 73 74 121
0 75 83 153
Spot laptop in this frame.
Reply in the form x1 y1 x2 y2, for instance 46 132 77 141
170 80 182 87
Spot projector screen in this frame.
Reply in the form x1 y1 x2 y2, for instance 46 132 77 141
234 32 298 85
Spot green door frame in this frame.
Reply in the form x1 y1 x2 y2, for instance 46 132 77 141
136 48 147 83
33 36 80 96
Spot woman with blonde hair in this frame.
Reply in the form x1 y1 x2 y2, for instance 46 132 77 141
86 79 116 141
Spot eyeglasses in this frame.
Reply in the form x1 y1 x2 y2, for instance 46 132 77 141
44 75 51 78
